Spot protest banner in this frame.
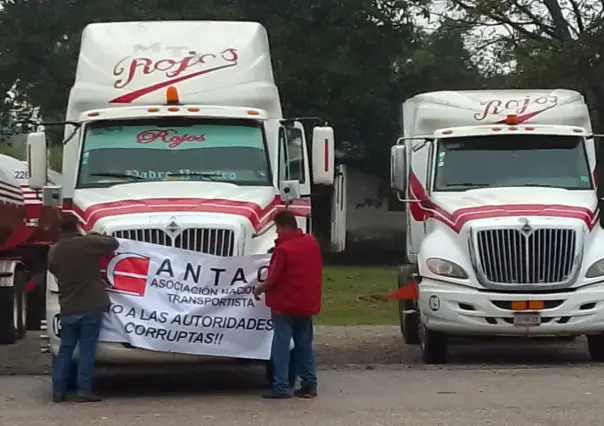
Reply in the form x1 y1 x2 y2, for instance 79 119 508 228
98 239 272 360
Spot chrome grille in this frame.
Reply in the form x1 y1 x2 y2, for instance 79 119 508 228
475 228 577 284
112 228 235 257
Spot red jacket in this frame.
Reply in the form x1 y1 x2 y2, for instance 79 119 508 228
264 229 322 317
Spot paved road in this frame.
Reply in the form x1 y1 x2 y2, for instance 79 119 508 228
3 327 604 425
2 366 604 425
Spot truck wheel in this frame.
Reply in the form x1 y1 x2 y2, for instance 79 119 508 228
0 267 26 344
26 272 46 331
419 325 448 364
398 265 420 345
586 334 604 361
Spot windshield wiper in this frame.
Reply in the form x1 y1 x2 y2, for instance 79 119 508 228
89 173 144 181
167 172 222 181
514 183 558 188
444 182 488 188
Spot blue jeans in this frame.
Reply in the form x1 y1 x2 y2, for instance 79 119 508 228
52 311 103 396
270 347 298 388
271 314 317 395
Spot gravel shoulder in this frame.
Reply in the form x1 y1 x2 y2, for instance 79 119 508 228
3 367 604 425
0 325 594 376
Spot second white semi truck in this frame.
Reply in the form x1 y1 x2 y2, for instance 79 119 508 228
391 89 604 363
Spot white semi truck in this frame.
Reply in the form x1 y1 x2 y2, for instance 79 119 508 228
26 21 343 368
391 89 604 363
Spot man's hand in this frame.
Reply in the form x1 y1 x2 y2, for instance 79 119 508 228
253 283 267 301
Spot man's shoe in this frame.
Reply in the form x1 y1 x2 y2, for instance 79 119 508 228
75 394 103 403
52 394 66 403
294 388 317 399
261 391 291 399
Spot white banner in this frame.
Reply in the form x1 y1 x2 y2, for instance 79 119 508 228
99 239 273 360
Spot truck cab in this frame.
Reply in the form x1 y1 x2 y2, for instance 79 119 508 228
391 89 604 364
29 20 342 365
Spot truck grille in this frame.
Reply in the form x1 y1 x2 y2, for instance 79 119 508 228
475 228 577 284
112 228 235 257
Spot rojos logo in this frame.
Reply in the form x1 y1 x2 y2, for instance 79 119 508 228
473 95 558 121
101 252 151 297
136 129 206 148
110 48 239 104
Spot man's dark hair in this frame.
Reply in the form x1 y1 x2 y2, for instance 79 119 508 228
274 210 298 229
60 215 80 234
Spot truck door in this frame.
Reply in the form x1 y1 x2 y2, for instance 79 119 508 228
279 124 312 231
330 164 347 251
406 142 431 263
284 122 311 196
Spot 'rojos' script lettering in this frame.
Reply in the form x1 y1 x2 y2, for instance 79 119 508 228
137 129 206 148
473 95 558 121
113 48 240 89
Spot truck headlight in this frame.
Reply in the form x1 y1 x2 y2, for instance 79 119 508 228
426 258 468 279
586 259 604 278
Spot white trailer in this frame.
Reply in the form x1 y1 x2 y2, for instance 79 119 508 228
391 89 604 363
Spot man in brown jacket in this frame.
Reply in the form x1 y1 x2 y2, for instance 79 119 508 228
48 215 119 403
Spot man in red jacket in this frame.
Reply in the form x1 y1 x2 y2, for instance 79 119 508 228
253 210 322 399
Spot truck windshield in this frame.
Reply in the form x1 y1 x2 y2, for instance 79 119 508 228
433 134 592 191
76 118 271 188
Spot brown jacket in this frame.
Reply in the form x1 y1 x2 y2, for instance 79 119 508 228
48 232 119 316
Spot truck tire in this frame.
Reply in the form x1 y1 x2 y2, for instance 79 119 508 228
586 334 604 361
419 325 448 364
26 272 46 331
398 265 420 345
0 267 26 344
15 267 27 339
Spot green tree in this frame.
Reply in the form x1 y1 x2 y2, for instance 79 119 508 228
0 0 415 178
0 0 488 204
440 0 604 127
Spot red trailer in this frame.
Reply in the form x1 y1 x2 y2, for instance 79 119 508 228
0 153 61 344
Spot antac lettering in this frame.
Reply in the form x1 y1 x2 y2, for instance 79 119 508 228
136 129 206 148
474 95 558 121
113 48 239 89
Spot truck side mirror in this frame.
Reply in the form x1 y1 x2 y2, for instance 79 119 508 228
280 179 301 203
311 126 335 185
26 132 48 190
390 144 406 193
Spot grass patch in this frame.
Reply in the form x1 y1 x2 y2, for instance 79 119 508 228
316 266 398 326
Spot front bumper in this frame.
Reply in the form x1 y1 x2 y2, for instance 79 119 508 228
418 278 604 336
44 292 258 365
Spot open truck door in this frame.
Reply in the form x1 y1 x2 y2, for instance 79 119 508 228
330 164 347 252
310 125 346 251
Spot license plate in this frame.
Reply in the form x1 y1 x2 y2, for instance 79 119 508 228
513 312 541 327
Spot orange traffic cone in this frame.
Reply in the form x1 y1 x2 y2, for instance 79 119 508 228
388 283 418 301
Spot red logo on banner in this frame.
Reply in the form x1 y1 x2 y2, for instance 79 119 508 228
99 253 151 297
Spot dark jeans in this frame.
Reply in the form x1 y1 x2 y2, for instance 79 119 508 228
270 346 298 388
52 311 103 396
271 314 317 395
